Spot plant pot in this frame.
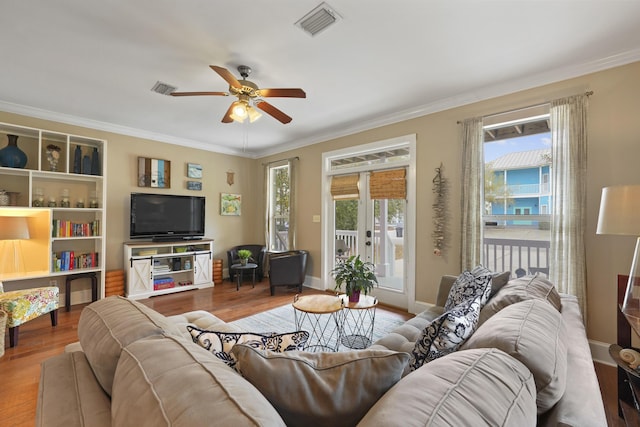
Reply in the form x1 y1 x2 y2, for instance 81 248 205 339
348 290 360 303
240 258 248 266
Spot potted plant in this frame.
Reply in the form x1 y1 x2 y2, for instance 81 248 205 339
237 249 252 266
331 255 378 302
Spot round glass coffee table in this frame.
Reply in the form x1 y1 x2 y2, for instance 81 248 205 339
338 294 378 349
292 294 344 352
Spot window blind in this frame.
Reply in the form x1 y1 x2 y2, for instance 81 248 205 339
369 168 406 199
330 174 359 200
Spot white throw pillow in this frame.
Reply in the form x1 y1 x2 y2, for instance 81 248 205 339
409 293 483 371
187 326 308 369
444 265 493 311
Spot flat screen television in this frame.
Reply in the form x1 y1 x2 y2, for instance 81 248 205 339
130 193 205 241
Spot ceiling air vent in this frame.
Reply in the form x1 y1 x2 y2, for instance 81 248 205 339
151 81 177 96
295 2 342 36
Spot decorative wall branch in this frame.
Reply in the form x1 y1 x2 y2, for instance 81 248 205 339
432 163 448 256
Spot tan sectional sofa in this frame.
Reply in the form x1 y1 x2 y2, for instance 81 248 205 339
36 275 606 426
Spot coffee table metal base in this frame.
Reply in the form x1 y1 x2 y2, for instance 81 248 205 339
293 294 344 352
339 294 377 349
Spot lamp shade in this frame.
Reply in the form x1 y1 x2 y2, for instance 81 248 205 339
596 185 640 236
0 216 30 240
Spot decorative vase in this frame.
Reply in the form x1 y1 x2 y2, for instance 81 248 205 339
73 145 82 174
348 290 361 303
46 145 61 171
91 147 100 175
0 134 27 168
82 155 91 175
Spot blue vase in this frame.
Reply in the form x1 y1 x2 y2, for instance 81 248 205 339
0 135 27 168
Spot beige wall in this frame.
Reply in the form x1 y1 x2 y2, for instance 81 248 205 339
2 60 639 345
0 111 263 271
257 60 640 345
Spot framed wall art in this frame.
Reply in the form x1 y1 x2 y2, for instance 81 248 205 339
187 181 202 191
138 157 171 188
187 163 202 179
220 193 241 216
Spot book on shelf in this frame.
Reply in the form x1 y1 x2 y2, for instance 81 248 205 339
52 219 101 238
52 251 99 272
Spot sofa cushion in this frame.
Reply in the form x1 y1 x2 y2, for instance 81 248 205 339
358 348 537 427
231 345 409 427
111 335 286 427
77 296 181 396
36 351 111 427
443 265 493 311
168 310 239 340
187 326 309 368
461 298 568 413
479 273 562 325
437 270 510 307
408 293 482 371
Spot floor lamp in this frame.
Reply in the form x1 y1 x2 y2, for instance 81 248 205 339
597 185 640 337
0 216 30 274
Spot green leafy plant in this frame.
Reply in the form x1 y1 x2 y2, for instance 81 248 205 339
331 255 378 296
237 249 252 260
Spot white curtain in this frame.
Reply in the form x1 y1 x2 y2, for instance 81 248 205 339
287 157 298 250
549 94 588 319
460 117 484 270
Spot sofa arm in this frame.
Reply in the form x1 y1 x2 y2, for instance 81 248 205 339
37 352 111 427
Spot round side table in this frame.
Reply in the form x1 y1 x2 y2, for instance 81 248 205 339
231 263 258 291
292 294 344 352
339 294 377 349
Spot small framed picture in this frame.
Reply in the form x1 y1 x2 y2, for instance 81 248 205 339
187 163 202 179
187 181 202 191
220 193 241 216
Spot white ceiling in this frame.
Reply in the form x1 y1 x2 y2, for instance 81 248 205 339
1 1 639 158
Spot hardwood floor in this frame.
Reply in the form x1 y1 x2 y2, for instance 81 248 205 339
0 279 624 426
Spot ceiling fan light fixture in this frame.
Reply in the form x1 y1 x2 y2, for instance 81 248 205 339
230 101 247 122
247 105 262 123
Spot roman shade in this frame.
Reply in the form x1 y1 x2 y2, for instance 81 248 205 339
330 174 359 200
369 168 406 199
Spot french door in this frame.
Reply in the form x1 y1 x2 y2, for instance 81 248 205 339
324 136 415 310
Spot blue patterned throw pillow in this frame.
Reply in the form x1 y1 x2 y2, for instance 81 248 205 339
444 265 493 311
409 294 483 371
187 326 309 369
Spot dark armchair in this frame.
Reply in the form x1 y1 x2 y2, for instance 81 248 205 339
268 250 309 296
227 244 267 282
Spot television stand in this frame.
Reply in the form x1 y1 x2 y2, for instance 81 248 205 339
123 239 214 299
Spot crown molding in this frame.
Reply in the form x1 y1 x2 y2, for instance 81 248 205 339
253 48 640 158
2 48 640 160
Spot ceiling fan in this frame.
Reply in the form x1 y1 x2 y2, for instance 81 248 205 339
170 65 306 124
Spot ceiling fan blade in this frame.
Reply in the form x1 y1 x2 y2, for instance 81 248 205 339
221 103 235 123
256 101 293 124
210 65 242 89
257 88 306 98
170 91 228 97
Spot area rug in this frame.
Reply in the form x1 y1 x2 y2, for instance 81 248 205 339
229 303 407 351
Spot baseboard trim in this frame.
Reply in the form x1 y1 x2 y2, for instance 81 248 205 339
590 339 615 366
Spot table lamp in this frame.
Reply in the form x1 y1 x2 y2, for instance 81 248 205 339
596 185 640 336
0 216 30 274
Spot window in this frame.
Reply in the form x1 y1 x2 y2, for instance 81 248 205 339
482 114 551 276
266 162 293 251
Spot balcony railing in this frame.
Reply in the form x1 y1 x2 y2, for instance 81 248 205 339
483 237 550 277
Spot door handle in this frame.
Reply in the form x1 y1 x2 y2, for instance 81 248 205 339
365 241 372 246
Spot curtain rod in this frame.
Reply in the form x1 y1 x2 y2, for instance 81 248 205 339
456 90 594 124
261 156 299 166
